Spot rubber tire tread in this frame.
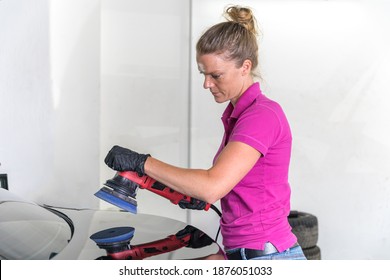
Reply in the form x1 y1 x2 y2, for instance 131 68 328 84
303 246 321 260
288 211 318 249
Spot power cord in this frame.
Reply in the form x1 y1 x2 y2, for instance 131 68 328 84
210 204 222 242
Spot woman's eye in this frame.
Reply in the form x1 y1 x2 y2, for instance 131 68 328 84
211 74 221 79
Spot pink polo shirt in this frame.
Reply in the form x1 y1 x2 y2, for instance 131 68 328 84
214 82 297 252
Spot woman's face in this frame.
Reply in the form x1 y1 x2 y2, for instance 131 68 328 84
196 53 252 105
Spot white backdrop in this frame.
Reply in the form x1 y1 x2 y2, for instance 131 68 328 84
0 0 101 208
1 0 389 260
100 0 191 222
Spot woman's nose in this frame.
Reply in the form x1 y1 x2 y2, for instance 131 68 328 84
203 76 213 89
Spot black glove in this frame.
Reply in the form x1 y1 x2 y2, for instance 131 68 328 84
178 197 207 210
104 145 150 176
176 225 213 249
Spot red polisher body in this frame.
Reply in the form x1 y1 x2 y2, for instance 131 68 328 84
95 171 210 214
109 233 191 260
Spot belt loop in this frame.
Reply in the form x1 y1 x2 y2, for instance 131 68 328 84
240 248 248 260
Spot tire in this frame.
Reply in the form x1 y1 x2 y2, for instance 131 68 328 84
303 246 321 260
288 211 318 249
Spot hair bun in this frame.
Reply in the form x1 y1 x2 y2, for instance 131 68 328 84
224 5 257 35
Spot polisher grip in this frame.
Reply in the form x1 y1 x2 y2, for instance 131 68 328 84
118 171 155 189
117 171 210 211
106 231 191 260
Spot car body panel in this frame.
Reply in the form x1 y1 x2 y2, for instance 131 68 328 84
0 188 221 260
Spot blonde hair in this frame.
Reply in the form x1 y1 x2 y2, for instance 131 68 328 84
196 5 260 75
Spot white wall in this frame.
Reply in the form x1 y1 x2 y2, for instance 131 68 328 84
49 0 101 208
0 0 101 209
100 0 191 222
0 0 51 199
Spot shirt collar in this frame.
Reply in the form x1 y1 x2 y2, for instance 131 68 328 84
222 82 262 121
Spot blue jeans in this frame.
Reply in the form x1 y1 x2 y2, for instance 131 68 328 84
226 244 307 260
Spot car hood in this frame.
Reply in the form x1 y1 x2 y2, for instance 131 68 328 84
0 188 221 260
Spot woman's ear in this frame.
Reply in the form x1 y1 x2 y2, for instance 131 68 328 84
241 59 252 76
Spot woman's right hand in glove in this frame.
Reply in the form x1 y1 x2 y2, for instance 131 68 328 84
104 145 150 176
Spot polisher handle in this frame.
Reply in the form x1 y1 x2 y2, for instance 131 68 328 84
107 233 191 260
118 171 155 189
118 171 210 211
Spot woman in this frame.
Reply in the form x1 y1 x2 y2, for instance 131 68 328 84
104 5 306 260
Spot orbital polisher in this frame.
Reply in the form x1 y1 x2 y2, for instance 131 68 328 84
95 171 212 214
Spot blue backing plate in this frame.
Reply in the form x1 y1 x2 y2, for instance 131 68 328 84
95 188 137 214
90 227 135 244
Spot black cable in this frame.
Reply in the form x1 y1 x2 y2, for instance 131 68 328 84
214 226 221 243
210 204 222 217
210 204 222 242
